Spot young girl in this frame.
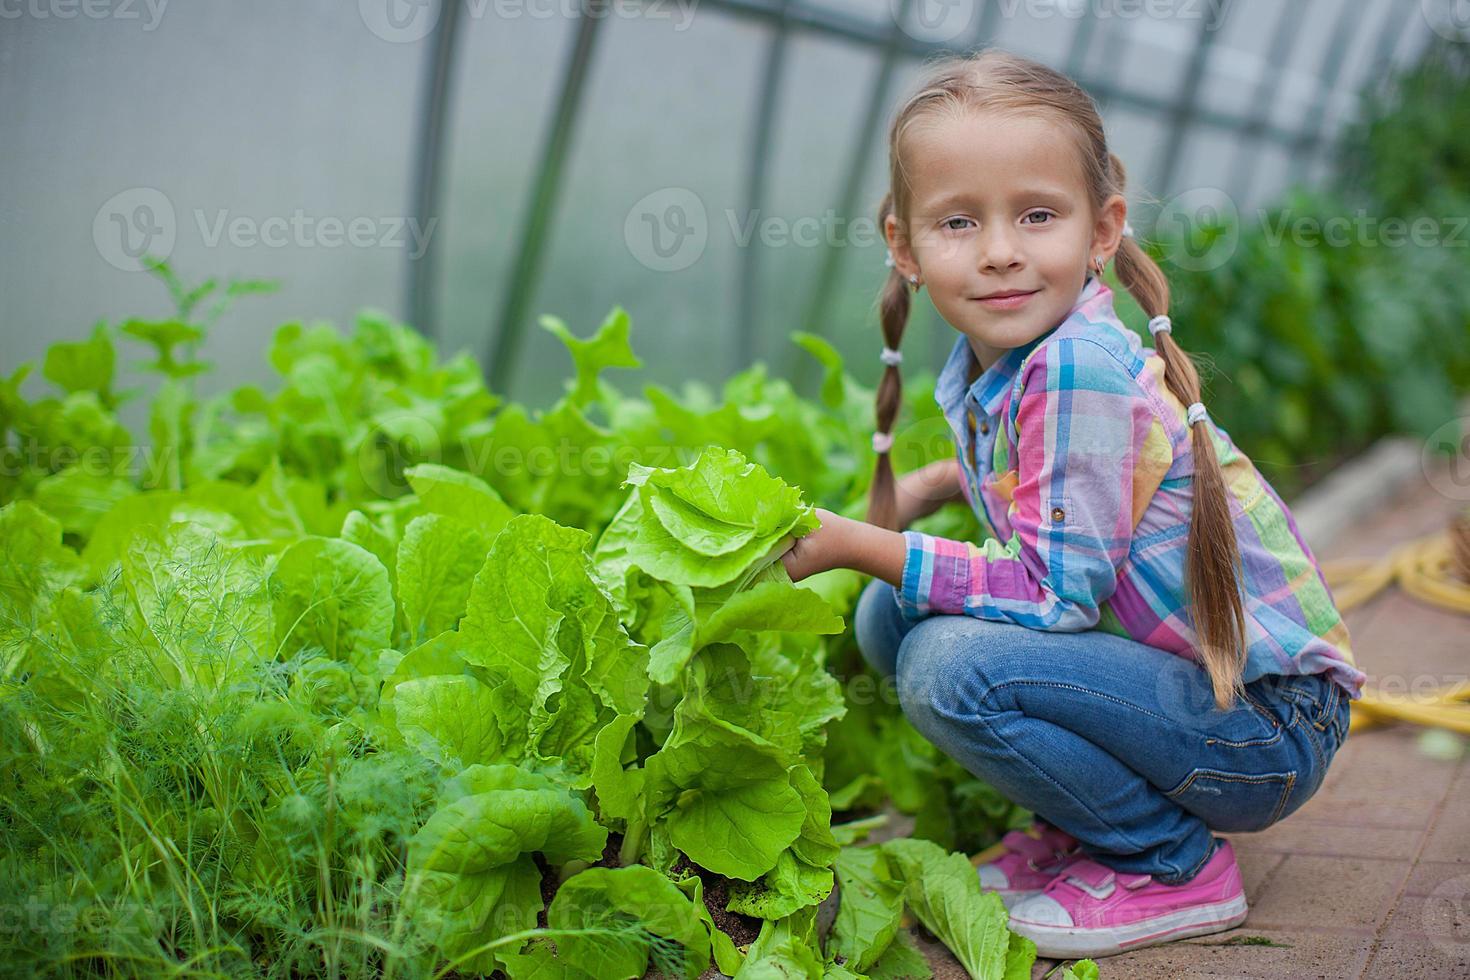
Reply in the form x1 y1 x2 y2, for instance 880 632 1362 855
778 48 1366 959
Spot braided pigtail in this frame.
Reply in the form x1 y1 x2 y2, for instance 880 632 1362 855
1109 154 1248 710
866 191 915 532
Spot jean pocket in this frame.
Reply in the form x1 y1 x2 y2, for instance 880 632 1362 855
1163 767 1297 833
1331 689 1352 747
1276 671 1340 731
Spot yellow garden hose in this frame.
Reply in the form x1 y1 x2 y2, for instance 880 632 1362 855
1318 529 1470 735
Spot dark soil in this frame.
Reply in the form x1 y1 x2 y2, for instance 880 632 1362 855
667 854 763 948
829 805 880 825
594 831 625 869
532 851 557 931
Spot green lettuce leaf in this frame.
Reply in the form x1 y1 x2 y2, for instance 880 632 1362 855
396 512 493 642
861 928 932 980
644 714 806 881
726 762 839 920
827 845 905 973
404 462 515 541
546 865 711 979
271 535 393 665
405 763 607 976
390 514 648 785
878 838 1018 980
617 447 819 589
735 905 824 979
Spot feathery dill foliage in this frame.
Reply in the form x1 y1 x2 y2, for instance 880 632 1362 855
0 556 443 977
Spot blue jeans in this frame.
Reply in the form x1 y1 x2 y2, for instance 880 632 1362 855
853 578 1351 884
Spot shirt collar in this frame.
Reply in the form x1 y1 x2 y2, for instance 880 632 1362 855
934 273 1109 420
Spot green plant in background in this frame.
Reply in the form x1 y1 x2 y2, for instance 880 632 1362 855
1333 36 1470 218
1103 34 1470 501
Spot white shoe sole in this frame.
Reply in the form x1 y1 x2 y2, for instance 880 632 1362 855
1011 893 1249 959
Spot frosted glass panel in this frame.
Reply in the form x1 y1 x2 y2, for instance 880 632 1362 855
0 0 1438 402
0 1 421 406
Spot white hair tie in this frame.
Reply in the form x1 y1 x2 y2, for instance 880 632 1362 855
1123 221 1135 239
884 248 895 268
872 431 894 454
880 346 902 367
1186 402 1208 426
1147 315 1172 337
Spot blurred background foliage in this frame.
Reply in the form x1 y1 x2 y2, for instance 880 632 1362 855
1110 34 1470 501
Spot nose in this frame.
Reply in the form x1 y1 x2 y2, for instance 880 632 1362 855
976 223 1023 274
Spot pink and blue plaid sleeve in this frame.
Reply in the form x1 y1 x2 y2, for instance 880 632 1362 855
897 337 1170 629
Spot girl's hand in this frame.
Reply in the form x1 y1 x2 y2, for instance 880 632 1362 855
780 507 850 583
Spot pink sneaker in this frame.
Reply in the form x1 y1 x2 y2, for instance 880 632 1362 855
970 821 1082 909
1006 837 1249 958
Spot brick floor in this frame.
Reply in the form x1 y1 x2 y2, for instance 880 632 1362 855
903 454 1470 979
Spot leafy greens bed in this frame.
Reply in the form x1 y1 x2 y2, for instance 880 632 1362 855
0 262 1096 979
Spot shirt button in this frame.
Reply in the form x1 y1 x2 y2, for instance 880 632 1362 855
979 421 990 435
1051 506 1066 523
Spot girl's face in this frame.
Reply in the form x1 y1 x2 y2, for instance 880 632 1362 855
886 109 1127 372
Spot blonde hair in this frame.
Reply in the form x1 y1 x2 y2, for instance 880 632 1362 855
869 47 1247 710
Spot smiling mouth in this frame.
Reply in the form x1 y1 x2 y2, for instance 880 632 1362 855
973 289 1039 301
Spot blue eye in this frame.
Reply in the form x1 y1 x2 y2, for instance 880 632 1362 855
943 217 972 231
1024 211 1054 225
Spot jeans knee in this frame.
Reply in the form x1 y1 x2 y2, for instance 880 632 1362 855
896 617 975 724
895 616 1017 728
854 578 903 678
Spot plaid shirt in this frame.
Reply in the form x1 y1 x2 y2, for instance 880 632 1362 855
899 274 1366 699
